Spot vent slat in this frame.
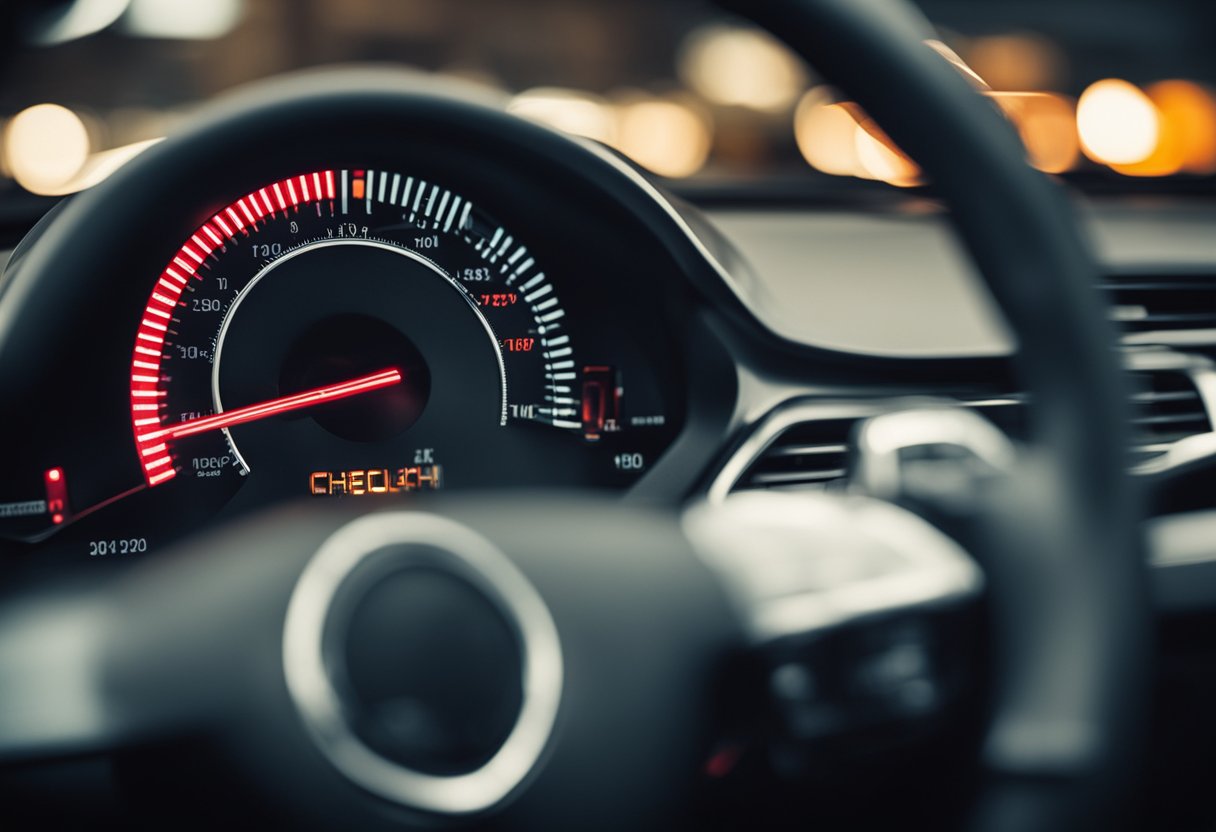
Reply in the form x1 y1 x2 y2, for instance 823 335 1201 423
1135 313 1216 325
765 443 850 458
729 358 1211 495
1102 272 1216 337
733 416 856 492
1126 368 1211 451
749 469 848 486
1131 390 1200 404
1131 412 1209 427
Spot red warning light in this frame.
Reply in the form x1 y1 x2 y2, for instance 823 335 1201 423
44 467 70 525
581 365 621 441
704 744 742 779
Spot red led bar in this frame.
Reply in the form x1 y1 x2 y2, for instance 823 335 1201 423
44 467 69 525
129 171 338 486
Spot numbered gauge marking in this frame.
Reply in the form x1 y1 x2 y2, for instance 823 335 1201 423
129 168 578 491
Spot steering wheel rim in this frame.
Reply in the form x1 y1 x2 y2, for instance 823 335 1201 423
728 0 1147 826
0 1 1147 829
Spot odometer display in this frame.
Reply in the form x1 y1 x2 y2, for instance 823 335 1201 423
126 167 670 512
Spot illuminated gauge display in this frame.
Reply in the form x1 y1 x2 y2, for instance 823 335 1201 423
126 168 667 512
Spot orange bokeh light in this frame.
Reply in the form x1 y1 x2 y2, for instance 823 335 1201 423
1115 80 1216 177
990 91 1080 174
793 90 922 186
965 33 1066 92
794 91 862 177
1077 79 1159 166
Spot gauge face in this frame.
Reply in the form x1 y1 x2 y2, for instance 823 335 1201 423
127 168 672 514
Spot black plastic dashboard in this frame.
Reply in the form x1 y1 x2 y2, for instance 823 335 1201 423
0 70 1213 580
0 72 745 568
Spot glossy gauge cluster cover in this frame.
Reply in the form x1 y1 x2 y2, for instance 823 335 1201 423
0 76 733 564
116 166 681 522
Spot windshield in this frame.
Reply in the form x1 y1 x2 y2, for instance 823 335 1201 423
1 0 1214 198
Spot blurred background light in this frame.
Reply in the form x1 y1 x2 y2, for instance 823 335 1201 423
1153 81 1216 176
677 24 807 113
614 95 712 179
990 92 1079 174
31 0 129 46
1115 80 1216 177
1077 79 1159 166
793 89 921 187
3 104 91 195
965 33 1066 92
122 0 243 40
507 87 711 178
853 125 921 187
794 89 862 177
507 87 617 146
3 4 1215 192
43 138 162 196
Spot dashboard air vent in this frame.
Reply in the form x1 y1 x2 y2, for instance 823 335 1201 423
1102 271 1216 335
959 370 1212 461
1127 368 1212 456
733 417 856 491
722 363 1212 497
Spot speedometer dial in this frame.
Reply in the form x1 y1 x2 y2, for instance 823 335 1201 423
126 168 652 512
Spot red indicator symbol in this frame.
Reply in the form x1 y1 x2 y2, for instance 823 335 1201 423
44 467 69 524
703 744 742 779
479 293 518 308
581 365 621 441
502 337 534 352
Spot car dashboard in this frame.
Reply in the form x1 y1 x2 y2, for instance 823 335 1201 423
1 140 1214 578
0 69 1214 830
0 82 720 566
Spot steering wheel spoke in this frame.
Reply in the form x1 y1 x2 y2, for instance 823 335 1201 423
687 490 983 759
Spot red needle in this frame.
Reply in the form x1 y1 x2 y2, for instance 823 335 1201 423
140 368 403 442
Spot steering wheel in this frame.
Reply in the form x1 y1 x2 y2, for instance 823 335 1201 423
0 0 1147 829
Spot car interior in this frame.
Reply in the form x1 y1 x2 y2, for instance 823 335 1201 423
0 0 1214 829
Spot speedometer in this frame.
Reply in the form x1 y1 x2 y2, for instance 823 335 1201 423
126 167 656 512
0 85 705 559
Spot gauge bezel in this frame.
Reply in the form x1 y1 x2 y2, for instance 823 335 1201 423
0 70 738 560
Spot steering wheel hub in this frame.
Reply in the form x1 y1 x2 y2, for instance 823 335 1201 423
281 512 563 815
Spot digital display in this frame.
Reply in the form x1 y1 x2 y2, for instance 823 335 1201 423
309 465 442 496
